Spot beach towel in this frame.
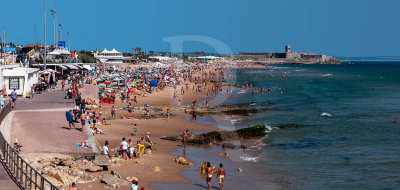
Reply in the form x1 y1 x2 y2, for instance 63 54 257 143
77 143 88 148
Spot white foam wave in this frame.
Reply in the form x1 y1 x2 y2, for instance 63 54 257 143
321 112 332 117
237 90 246 94
240 156 259 162
265 124 273 131
230 118 241 124
251 143 267 150
322 73 333 77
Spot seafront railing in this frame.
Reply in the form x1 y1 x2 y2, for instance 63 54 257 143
0 102 59 190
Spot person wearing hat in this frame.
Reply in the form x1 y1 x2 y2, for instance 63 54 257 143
14 139 22 153
130 179 139 190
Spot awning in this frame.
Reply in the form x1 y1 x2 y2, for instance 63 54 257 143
68 65 79 70
58 65 67 69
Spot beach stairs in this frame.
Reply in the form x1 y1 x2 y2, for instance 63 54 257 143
84 122 111 170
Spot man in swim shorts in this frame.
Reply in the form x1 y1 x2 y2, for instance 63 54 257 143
217 163 226 190
121 137 128 160
206 162 213 190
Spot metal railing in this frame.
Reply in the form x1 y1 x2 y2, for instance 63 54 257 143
0 103 59 190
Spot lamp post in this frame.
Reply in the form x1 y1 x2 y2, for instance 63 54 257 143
50 10 57 48
58 24 64 41
67 32 71 51
44 0 47 69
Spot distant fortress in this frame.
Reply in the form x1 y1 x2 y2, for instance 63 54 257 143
235 45 340 64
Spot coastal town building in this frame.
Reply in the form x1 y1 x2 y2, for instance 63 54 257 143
3 67 39 97
94 48 124 64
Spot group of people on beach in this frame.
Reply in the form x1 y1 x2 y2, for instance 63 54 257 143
60 62 248 190
102 131 153 162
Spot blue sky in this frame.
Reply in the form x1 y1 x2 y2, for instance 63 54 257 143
1 0 400 56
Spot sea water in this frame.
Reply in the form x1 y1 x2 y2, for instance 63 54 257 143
153 62 400 190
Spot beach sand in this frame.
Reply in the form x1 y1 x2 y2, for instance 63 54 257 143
78 73 219 189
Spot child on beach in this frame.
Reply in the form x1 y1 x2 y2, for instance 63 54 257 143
130 180 139 190
132 124 138 136
166 109 170 120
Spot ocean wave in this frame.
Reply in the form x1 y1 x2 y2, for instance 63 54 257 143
230 118 241 124
265 124 278 133
322 73 333 77
268 66 289 70
321 112 332 117
240 155 259 162
237 90 247 94
250 143 267 151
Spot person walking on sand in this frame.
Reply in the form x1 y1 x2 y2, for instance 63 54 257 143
80 111 87 133
66 110 76 129
121 138 129 160
111 106 116 119
61 80 65 90
206 162 213 190
103 141 112 161
217 163 226 190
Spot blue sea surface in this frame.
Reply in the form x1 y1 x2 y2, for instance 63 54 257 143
154 62 400 190
228 62 400 189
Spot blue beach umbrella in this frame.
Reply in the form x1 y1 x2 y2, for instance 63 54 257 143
149 80 158 87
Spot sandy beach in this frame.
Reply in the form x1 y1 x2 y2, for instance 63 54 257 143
76 64 230 190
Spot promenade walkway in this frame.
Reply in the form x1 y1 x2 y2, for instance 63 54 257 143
7 84 92 155
0 163 19 190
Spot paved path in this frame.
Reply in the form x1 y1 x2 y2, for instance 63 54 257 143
8 85 92 155
0 163 19 190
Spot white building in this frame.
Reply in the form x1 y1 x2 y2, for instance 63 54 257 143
3 67 39 97
94 48 124 64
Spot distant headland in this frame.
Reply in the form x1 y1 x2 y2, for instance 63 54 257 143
234 45 341 64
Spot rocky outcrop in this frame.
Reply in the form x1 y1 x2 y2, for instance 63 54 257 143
222 143 246 149
161 125 267 144
23 154 99 188
161 124 299 146
100 171 129 189
152 166 162 173
173 155 192 165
